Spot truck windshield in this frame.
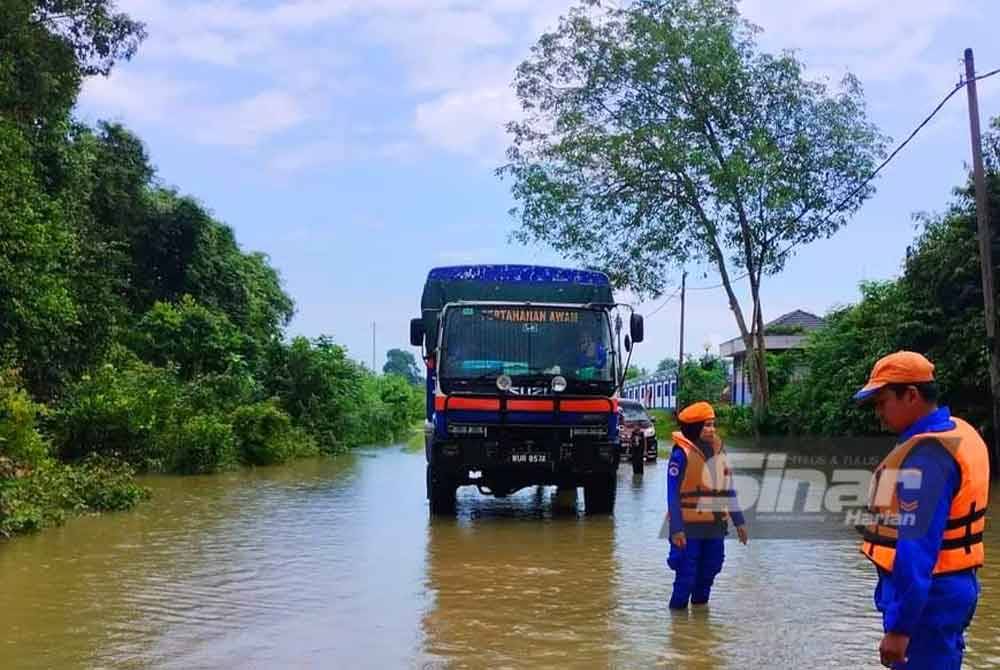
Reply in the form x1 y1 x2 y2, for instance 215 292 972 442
440 305 613 382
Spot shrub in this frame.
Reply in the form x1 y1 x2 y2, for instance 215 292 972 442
0 456 148 537
0 370 50 465
159 413 238 474
714 404 753 437
49 351 185 470
231 401 316 466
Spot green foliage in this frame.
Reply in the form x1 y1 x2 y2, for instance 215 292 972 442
714 405 753 437
677 355 728 409
773 156 999 436
383 348 423 385
770 281 915 434
502 0 885 294
158 413 238 475
0 455 148 537
502 0 885 422
230 401 316 466
1 1 144 135
263 337 364 452
0 0 428 537
131 296 250 379
0 371 50 465
624 365 647 381
656 358 679 377
0 121 78 395
764 325 806 336
49 350 186 469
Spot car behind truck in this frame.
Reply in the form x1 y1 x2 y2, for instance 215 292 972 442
410 265 644 514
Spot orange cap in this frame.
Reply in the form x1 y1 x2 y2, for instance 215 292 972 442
677 401 715 424
853 351 935 402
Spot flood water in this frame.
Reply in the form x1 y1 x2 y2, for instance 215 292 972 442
1 441 999 669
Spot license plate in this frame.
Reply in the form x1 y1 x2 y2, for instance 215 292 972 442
511 453 548 464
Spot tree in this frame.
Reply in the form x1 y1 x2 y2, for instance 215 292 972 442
1 0 145 134
0 120 77 396
656 357 679 377
383 348 423 386
625 365 648 380
677 354 727 409
263 336 366 451
129 296 251 380
501 0 886 428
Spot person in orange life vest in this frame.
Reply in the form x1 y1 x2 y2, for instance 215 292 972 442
666 401 748 610
853 351 988 669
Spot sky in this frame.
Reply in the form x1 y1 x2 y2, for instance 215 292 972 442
76 0 1000 373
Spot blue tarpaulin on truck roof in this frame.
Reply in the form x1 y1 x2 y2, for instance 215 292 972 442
427 265 610 286
419 265 615 352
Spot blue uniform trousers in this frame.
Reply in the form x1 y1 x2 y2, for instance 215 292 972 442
667 537 725 609
876 570 980 670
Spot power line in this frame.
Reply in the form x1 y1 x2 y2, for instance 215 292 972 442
676 64 1000 293
769 64 1000 266
645 283 683 318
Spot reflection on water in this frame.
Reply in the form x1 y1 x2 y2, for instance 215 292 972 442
0 442 997 669
420 490 616 668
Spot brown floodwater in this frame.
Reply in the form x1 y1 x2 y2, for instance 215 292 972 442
1 441 998 669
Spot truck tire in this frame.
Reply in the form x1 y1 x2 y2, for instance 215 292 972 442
427 464 456 515
584 473 616 514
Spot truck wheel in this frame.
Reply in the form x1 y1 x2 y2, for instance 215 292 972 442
427 464 456 515
585 473 616 514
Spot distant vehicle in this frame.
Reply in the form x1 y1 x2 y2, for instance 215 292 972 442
410 265 645 515
618 399 657 474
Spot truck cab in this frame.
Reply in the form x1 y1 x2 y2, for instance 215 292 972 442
410 265 644 514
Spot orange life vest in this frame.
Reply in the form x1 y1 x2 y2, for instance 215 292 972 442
672 432 733 524
859 416 989 575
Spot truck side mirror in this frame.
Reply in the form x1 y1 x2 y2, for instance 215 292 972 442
630 313 644 344
624 334 632 352
410 318 425 347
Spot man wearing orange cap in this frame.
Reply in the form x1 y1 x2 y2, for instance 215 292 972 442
666 401 748 609
854 351 988 669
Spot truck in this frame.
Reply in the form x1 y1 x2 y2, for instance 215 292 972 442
409 265 644 515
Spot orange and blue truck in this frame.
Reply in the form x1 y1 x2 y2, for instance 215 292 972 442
410 265 644 514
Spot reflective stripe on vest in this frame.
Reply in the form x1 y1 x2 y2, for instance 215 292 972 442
859 416 990 575
672 432 733 525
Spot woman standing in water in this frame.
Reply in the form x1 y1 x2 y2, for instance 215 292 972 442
666 401 749 609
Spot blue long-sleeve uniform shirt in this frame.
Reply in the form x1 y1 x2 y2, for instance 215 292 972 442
667 442 745 537
875 406 961 635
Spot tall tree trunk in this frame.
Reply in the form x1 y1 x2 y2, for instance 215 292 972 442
747 271 770 438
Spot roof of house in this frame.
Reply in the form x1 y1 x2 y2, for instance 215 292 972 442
764 309 825 331
719 309 826 357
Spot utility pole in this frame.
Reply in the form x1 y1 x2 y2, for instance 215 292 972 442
677 271 687 408
965 47 1000 470
372 321 377 373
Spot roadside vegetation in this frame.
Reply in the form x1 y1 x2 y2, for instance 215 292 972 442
0 1 423 536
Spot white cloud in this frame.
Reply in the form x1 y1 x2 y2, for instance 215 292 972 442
269 138 348 172
741 0 967 89
80 69 192 122
414 83 519 156
192 90 310 147
87 0 979 168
